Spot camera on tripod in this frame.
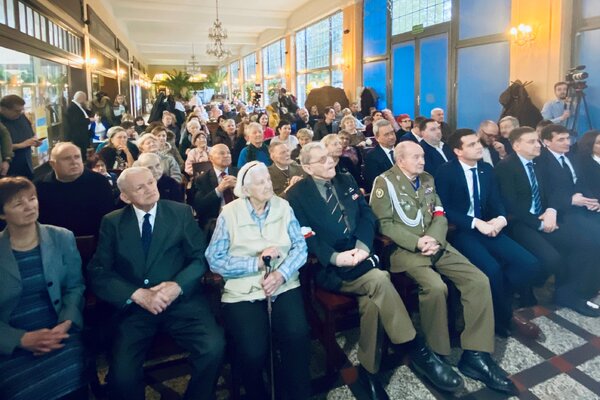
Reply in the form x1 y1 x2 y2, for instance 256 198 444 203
565 65 588 91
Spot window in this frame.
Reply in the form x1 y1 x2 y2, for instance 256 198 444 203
243 52 257 102
391 0 451 35
219 65 229 97
295 11 343 107
230 60 240 96
262 39 285 105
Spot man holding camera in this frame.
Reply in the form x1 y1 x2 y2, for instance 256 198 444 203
541 82 571 127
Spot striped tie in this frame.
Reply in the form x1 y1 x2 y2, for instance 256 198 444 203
526 162 542 215
325 182 349 236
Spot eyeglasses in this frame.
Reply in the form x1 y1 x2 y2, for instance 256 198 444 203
480 130 498 137
401 119 411 123
307 155 333 165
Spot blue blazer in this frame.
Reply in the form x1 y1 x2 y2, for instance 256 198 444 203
0 224 84 355
435 159 506 231
421 140 456 175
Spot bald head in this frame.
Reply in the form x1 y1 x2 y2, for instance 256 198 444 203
478 120 499 145
395 141 425 178
49 142 84 182
209 144 232 169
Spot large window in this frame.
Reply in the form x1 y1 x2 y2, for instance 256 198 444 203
230 60 240 98
295 11 343 107
262 39 285 105
391 0 451 35
242 52 257 102
219 65 229 97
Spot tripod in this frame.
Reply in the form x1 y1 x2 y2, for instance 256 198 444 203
567 87 593 134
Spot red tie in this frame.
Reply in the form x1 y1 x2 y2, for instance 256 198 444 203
220 171 235 204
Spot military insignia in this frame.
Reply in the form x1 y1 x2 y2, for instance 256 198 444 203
349 187 355 193
375 188 384 198
352 193 359 200
424 186 433 194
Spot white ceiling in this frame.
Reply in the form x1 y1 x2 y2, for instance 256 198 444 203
103 0 317 67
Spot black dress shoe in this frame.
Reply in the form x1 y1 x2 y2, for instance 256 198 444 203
458 351 518 395
556 297 600 318
357 365 390 400
410 345 463 392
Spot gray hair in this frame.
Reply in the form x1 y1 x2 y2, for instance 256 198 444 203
499 115 520 128
136 133 157 150
373 119 392 136
116 166 153 192
134 152 160 165
299 142 326 165
233 161 268 198
107 126 126 140
72 91 86 101
320 133 339 147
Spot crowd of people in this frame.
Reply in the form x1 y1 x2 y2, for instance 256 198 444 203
0 85 599 400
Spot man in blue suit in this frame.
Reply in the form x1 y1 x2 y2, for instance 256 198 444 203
419 118 456 174
436 129 542 338
363 119 397 191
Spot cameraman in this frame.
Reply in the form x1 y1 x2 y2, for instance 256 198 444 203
541 82 571 127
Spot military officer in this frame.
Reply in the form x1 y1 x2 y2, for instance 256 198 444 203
370 141 517 395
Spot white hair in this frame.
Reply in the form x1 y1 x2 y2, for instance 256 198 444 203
116 166 152 192
233 161 268 198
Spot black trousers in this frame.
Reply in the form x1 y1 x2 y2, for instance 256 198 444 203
222 287 311 400
108 295 225 400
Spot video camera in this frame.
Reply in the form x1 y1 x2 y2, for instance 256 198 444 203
565 65 588 91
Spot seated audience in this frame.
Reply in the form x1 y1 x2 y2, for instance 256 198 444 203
258 113 275 140
575 130 600 200
134 153 184 203
497 116 517 153
88 167 225 400
291 128 313 161
237 122 272 168
364 119 397 191
322 133 362 186
419 118 456 174
495 127 600 316
338 130 364 186
89 112 110 141
341 107 366 130
370 141 518 395
87 157 119 203
184 131 210 176
98 126 136 170
205 161 310 400
213 118 238 151
179 119 203 159
192 144 238 231
151 126 184 171
36 142 114 236
364 109 384 137
398 115 425 144
287 143 463 399
395 114 412 142
308 105 320 129
268 142 305 197
477 120 506 166
340 115 366 147
134 116 147 135
435 129 542 338
294 107 310 132
0 177 87 400
431 107 452 142
313 107 339 141
137 134 182 183
121 121 139 143
270 121 299 149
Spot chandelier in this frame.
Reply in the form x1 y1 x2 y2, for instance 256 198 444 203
186 44 201 75
206 0 232 59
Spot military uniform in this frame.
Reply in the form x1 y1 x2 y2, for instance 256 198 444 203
370 165 494 355
268 162 306 198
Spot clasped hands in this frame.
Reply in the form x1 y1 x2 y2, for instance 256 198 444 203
131 281 182 315
217 175 237 193
20 320 72 356
572 193 600 212
335 248 369 267
259 247 284 297
417 235 441 256
474 217 507 237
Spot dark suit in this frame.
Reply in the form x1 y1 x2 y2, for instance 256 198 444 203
398 131 420 144
395 129 411 144
192 167 238 230
364 145 394 191
435 159 541 328
65 101 91 159
88 200 225 400
421 140 456 175
575 155 600 200
287 174 415 373
268 162 305 197
496 153 600 300
481 143 501 166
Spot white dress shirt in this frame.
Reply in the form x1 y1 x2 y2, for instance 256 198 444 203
133 203 158 235
548 149 577 183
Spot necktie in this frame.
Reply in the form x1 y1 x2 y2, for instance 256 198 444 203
220 171 235 204
526 162 543 215
389 150 395 165
324 182 349 236
141 213 152 256
559 155 574 183
470 168 482 219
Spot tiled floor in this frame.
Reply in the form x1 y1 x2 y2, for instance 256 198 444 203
92 295 600 399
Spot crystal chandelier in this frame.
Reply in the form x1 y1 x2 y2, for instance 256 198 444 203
206 0 232 59
186 44 201 75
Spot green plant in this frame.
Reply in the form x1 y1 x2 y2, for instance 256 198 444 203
161 69 192 99
205 70 228 91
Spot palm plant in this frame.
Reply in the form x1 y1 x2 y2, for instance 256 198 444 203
161 69 192 98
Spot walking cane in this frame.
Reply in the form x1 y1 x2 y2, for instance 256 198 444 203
263 255 276 400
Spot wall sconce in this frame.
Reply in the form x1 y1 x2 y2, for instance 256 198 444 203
509 24 536 46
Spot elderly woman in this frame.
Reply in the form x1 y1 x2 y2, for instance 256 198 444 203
205 161 310 400
290 128 313 161
237 122 272 168
98 126 136 170
340 115 367 147
184 131 210 175
137 133 182 183
576 130 600 202
179 118 205 158
322 133 362 186
270 121 299 149
0 177 88 400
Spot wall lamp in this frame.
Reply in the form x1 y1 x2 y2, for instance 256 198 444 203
509 23 536 46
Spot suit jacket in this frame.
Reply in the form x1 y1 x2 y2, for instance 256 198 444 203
536 147 578 215
364 145 394 191
287 173 377 269
65 101 91 147
398 131 420 144
192 167 239 228
0 224 85 355
575 155 600 200
421 140 456 175
435 159 506 231
495 153 548 229
268 162 305 197
88 200 207 308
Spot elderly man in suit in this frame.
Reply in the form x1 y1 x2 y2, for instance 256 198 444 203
435 129 542 338
364 119 397 191
267 142 305 197
287 142 463 400
477 120 507 166
65 91 93 160
495 127 600 316
370 141 517 395
88 167 225 400
419 118 456 174
192 144 238 232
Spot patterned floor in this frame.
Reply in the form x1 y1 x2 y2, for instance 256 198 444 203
92 294 600 399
